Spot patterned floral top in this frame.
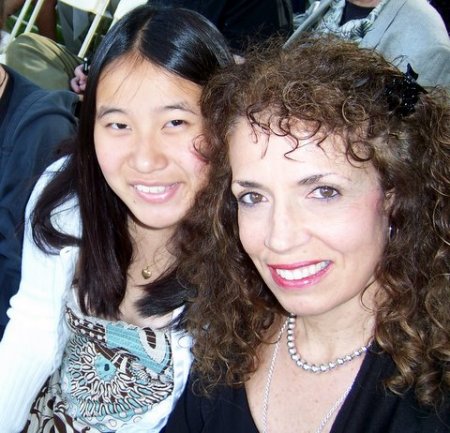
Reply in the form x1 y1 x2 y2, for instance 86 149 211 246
315 0 389 43
23 300 174 433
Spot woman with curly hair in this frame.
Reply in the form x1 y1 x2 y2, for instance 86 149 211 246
163 36 450 432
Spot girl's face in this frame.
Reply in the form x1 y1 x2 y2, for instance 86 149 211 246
94 58 207 237
229 118 389 320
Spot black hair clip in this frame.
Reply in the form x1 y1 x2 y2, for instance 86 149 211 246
384 64 426 118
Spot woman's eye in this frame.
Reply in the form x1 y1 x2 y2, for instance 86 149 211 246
238 192 265 206
309 186 339 200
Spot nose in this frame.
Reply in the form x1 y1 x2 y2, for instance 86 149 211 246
128 133 169 173
264 202 311 253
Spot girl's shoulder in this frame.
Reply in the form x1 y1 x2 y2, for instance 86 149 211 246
28 156 81 243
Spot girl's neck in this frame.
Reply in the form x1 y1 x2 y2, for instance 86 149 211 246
119 218 175 327
131 219 173 257
128 218 175 283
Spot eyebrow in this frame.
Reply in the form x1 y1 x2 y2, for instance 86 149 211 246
163 102 198 114
298 174 330 185
96 102 199 119
233 180 262 188
298 173 353 184
233 173 350 189
96 107 122 119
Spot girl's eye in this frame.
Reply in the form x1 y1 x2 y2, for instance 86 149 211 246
110 122 129 130
309 186 339 200
238 192 266 206
167 119 185 128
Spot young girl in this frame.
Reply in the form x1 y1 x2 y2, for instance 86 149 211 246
0 5 232 432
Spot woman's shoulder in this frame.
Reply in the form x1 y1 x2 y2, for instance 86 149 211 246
334 347 450 432
164 374 258 433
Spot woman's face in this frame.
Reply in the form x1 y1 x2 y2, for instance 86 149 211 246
229 118 389 319
94 58 207 236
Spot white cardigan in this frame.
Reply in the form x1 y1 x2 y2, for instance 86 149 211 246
0 159 193 432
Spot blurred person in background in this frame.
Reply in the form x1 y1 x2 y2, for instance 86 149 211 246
0 0 78 341
7 0 293 91
286 0 450 88
4 0 57 40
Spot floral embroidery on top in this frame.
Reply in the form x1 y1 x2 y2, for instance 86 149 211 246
23 307 174 432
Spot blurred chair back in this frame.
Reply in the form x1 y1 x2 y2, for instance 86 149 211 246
0 0 46 54
58 0 111 58
110 0 147 28
2 0 111 58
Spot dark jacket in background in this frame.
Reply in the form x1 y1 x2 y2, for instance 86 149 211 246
0 66 78 339
149 0 294 53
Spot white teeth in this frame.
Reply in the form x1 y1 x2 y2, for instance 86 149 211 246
275 261 329 281
135 184 167 194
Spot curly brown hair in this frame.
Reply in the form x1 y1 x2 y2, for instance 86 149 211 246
173 35 450 407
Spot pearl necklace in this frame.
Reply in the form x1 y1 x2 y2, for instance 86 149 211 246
262 317 356 433
287 314 369 373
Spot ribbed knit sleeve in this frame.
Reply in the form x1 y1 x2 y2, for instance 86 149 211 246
0 159 79 432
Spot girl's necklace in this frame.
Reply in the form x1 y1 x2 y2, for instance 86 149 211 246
262 317 359 433
141 262 152 279
132 221 154 280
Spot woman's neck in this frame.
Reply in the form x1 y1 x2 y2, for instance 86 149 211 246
290 291 376 362
298 313 373 358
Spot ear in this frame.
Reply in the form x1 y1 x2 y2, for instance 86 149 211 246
193 133 209 163
383 189 395 214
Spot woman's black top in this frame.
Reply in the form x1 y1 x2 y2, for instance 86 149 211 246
163 345 450 433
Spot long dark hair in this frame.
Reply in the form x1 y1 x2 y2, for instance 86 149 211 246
32 5 233 319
